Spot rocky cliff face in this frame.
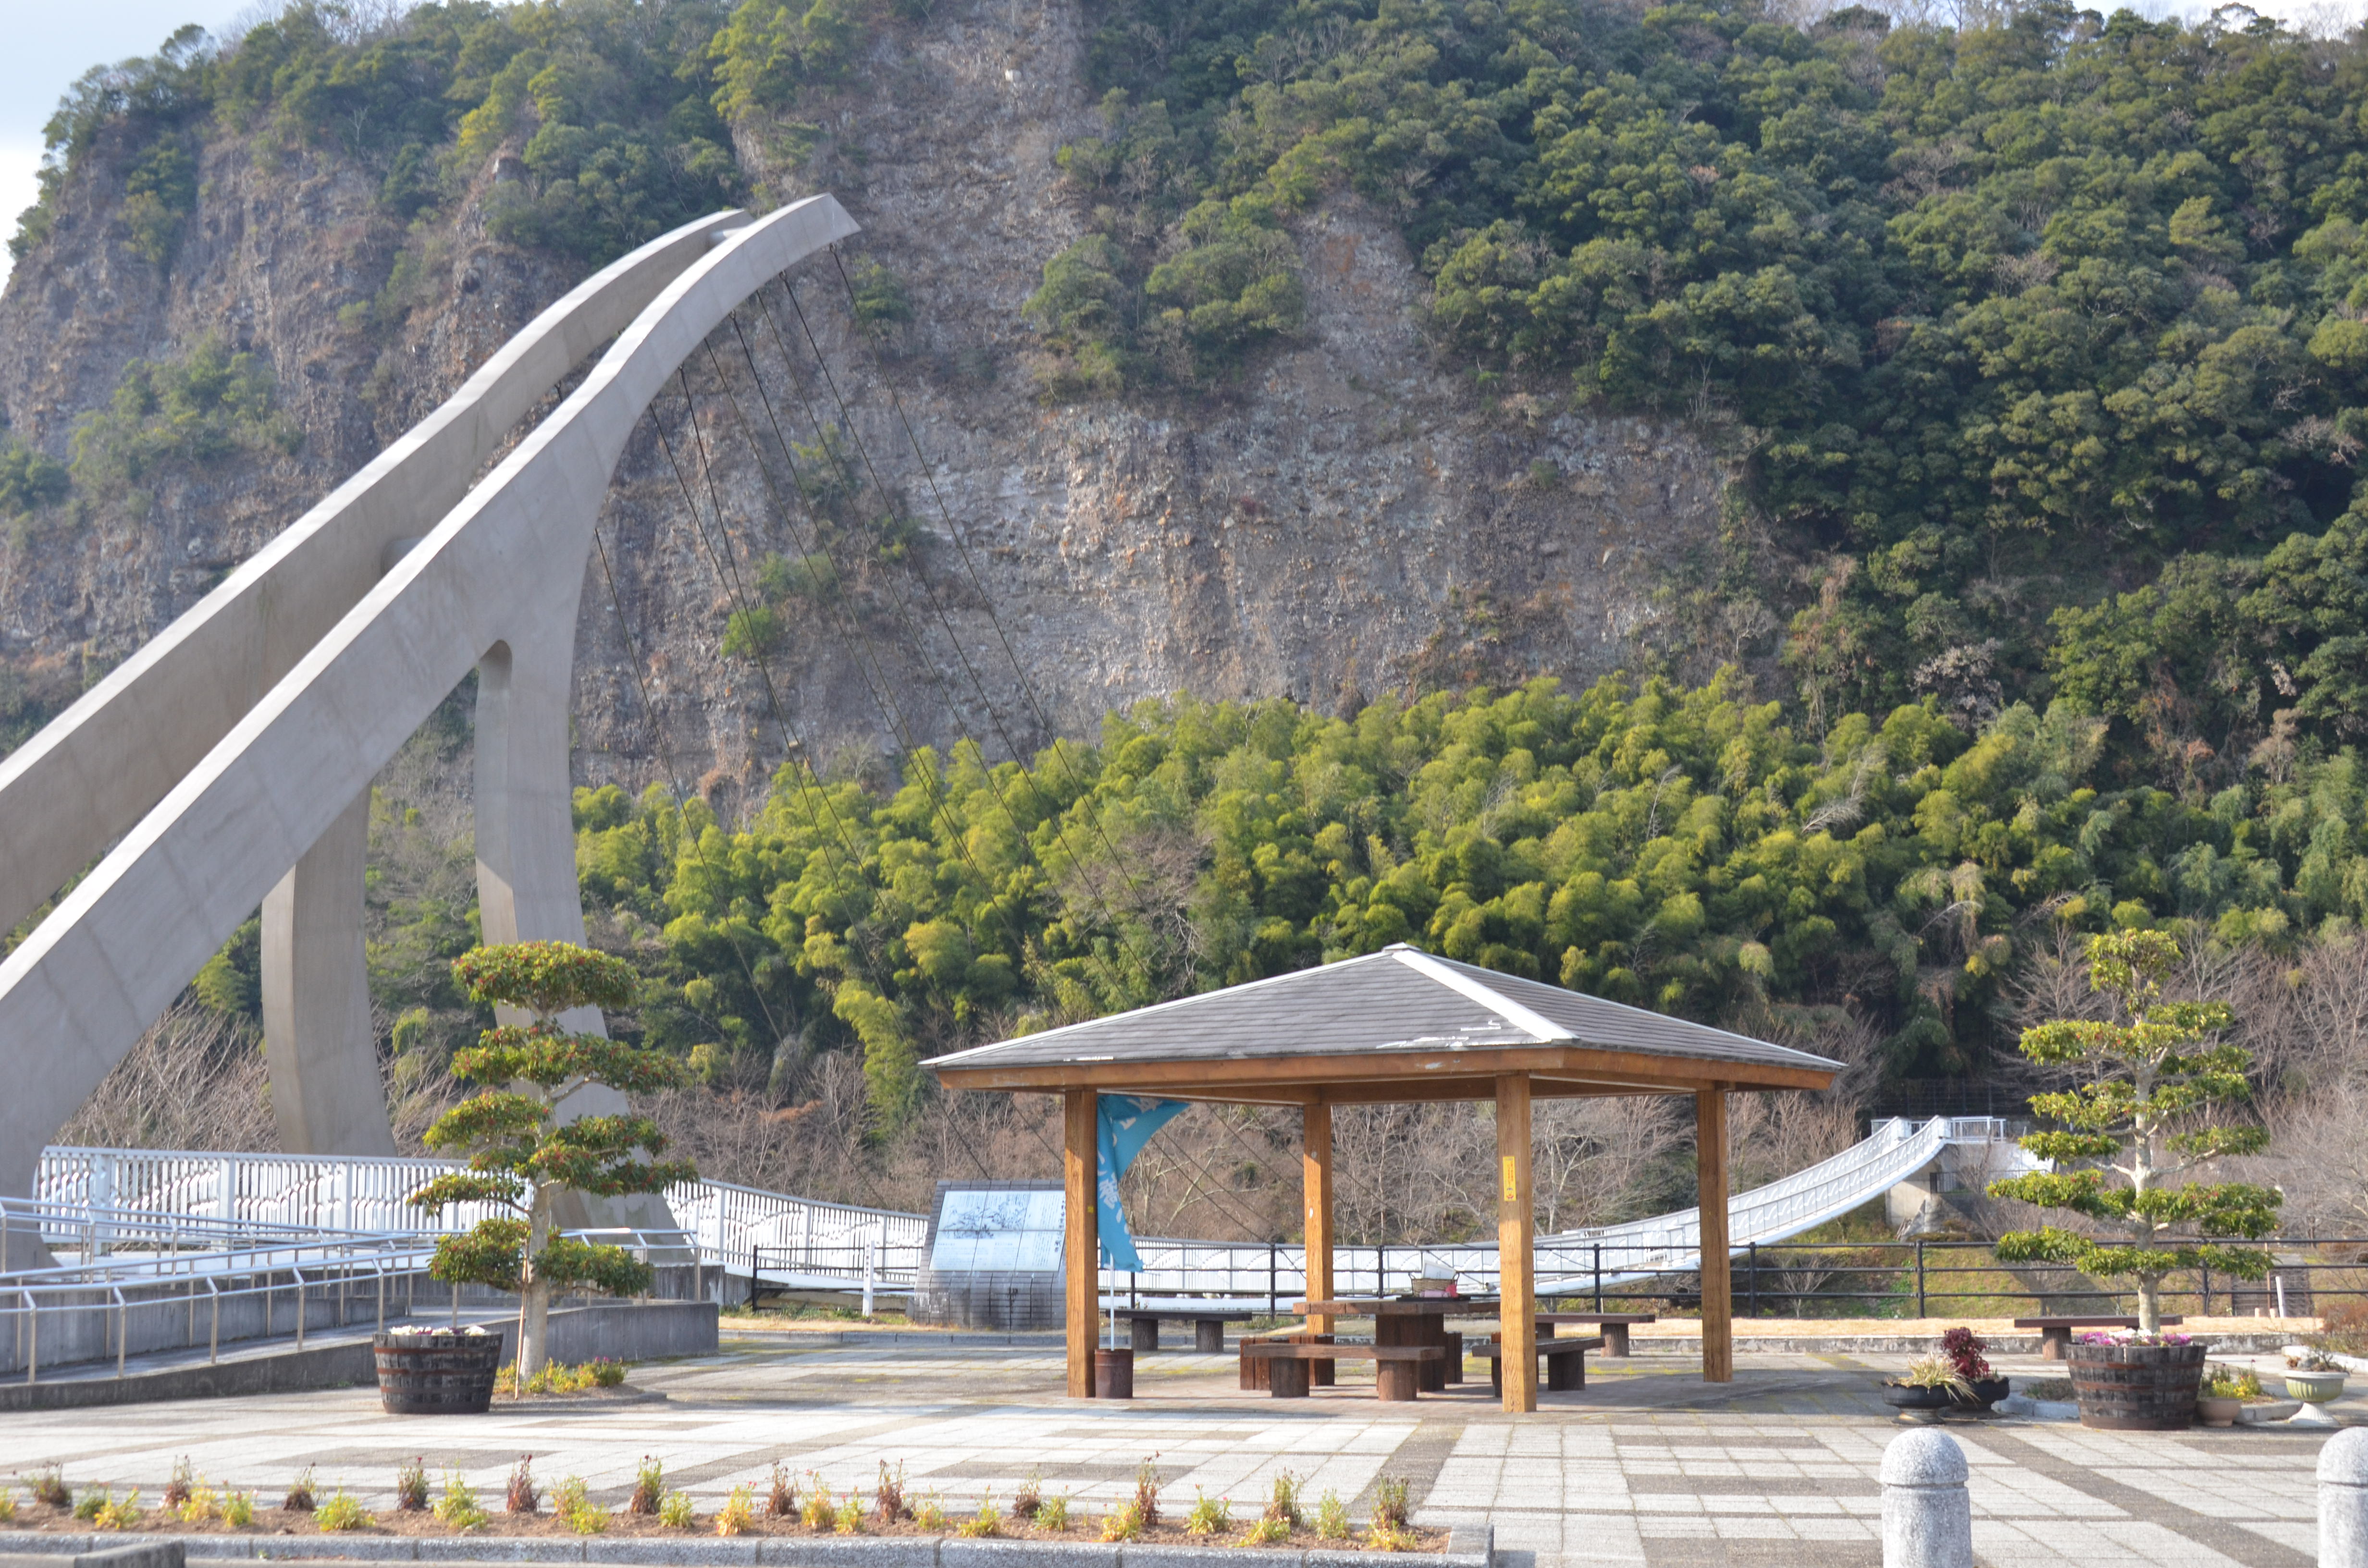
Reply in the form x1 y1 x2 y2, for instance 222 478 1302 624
0 0 1729 816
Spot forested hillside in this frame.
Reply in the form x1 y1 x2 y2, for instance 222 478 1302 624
9 0 2368 1234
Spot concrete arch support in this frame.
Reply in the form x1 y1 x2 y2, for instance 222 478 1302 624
259 790 392 1156
0 195 861 1200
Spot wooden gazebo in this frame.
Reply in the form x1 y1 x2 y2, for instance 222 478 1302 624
923 944 1839 1411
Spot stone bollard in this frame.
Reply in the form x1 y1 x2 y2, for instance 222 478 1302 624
1882 1428 1973 1568
2325 1427 2368 1567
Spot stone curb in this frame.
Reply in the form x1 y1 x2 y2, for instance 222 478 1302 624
16 1530 1490 1568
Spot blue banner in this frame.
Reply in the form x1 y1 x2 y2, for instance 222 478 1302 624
1096 1094 1187 1272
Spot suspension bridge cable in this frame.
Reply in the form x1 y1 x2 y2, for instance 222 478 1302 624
761 275 1161 990
668 347 1049 983
716 292 1150 999
587 512 788 1049
712 306 1133 942
661 356 1026 1183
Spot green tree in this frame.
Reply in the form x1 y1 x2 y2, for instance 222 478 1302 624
1986 930 2279 1332
411 941 695 1378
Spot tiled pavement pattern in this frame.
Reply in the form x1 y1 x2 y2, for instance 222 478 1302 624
0 1337 2346 1567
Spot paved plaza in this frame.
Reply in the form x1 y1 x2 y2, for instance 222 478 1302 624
0 1330 2350 1567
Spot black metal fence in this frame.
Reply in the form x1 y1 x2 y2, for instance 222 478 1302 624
1542 1237 2368 1320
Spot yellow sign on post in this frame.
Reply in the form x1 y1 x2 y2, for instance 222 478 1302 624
1502 1155 1518 1201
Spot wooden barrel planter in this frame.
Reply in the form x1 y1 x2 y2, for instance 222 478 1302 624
374 1330 503 1415
2065 1340 2206 1430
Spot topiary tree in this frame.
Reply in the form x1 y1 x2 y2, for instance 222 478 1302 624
1986 928 2281 1333
411 941 693 1378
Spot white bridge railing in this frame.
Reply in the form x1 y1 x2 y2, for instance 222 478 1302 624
30 1116 2022 1302
1112 1117 2032 1300
32 1147 927 1287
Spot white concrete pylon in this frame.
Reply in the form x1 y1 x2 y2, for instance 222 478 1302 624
0 195 860 1199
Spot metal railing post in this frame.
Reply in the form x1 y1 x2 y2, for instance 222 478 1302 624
1594 1244 1603 1311
114 1287 126 1379
1915 1241 1926 1319
1749 1242 1759 1318
1268 1243 1277 1317
25 1289 34 1384
208 1278 219 1363
295 1267 306 1348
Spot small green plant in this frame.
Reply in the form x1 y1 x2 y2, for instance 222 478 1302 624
73 1490 107 1521
874 1461 906 1524
717 1484 755 1536
1315 1491 1350 1540
1185 1489 1231 1536
1264 1471 1302 1529
1036 1493 1070 1531
507 1456 539 1515
629 1456 664 1515
912 1490 948 1530
0 1488 16 1523
800 1472 833 1528
765 1463 794 1519
316 1490 370 1532
658 1490 695 1528
1099 1499 1143 1542
164 1457 194 1510
835 1490 865 1534
1366 1522 1418 1552
589 1358 628 1387
284 1467 316 1512
2203 1363 2265 1399
1132 1455 1161 1529
397 1457 429 1513
957 1493 1001 1538
434 1472 487 1531
1240 1513 1290 1545
92 1489 142 1531
554 1476 604 1534
1012 1467 1042 1520
1371 1476 1411 1531
29 1467 69 1508
178 1479 218 1525
1894 1354 1974 1399
222 1491 256 1529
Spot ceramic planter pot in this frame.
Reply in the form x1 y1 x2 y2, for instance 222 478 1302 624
2285 1369 2346 1404
1961 1375 2010 1408
1884 1384 1955 1421
2196 1395 2243 1428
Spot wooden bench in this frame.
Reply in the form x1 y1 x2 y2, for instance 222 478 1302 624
1121 1310 1260 1353
1243 1340 1442 1401
1240 1332 1336 1389
2012 1315 2185 1360
1539 1312 1655 1358
1476 1333 1603 1394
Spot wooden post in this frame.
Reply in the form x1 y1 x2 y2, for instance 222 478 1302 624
1496 1072 1536 1412
1697 1088 1732 1384
1064 1088 1098 1398
1303 1099 1333 1336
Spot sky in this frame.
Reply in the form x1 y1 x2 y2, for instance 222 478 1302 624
3 0 2368 294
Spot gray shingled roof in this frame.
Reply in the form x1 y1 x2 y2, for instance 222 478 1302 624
921 945 1841 1078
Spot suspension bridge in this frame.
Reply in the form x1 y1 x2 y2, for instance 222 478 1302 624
0 196 2040 1386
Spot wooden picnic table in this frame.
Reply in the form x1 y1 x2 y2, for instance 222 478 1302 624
1538 1311 1655 1358
1296 1297 1502 1393
2013 1314 2184 1360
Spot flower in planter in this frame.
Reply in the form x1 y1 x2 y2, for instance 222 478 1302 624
1939 1328 1992 1384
